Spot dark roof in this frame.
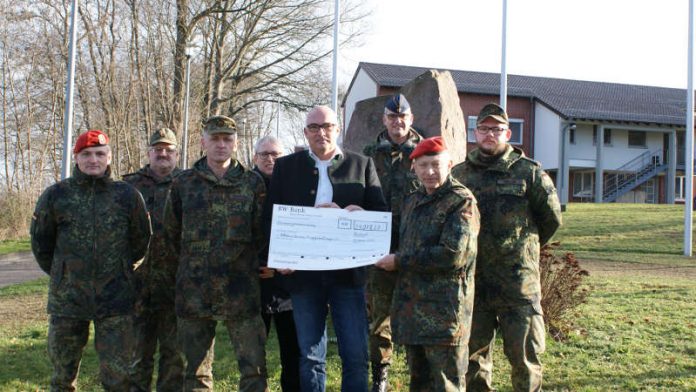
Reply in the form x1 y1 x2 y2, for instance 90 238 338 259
357 62 687 126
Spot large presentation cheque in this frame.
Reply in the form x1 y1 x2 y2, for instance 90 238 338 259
268 204 392 270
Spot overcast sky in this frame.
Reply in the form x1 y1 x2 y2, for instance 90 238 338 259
337 0 691 89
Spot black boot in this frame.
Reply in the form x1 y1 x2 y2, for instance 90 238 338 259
371 363 389 392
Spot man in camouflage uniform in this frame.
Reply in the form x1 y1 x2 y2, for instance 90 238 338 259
31 129 152 391
376 136 479 392
163 115 269 392
451 103 562 392
363 93 422 392
123 128 184 391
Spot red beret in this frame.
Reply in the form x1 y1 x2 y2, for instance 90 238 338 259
409 136 447 160
73 130 109 154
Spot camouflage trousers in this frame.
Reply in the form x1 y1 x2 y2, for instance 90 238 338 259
177 316 269 392
467 303 545 392
405 344 467 392
47 314 133 392
367 268 398 366
130 307 184 391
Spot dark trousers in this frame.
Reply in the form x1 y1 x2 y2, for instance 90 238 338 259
48 315 133 392
262 310 301 392
130 307 184 391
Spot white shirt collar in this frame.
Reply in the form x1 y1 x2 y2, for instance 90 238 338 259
308 146 343 164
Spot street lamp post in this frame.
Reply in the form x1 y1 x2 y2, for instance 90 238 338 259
181 46 194 169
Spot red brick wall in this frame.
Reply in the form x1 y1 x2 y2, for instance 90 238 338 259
459 94 534 157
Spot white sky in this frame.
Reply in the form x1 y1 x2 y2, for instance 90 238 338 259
338 0 690 89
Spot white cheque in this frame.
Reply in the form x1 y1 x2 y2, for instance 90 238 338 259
268 204 392 270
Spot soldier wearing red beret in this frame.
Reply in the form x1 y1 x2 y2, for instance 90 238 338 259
31 129 152 390
376 136 480 391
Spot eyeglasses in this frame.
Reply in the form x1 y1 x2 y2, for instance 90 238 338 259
256 151 282 159
475 126 507 136
149 146 178 154
306 123 336 133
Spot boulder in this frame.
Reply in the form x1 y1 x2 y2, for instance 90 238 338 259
343 70 467 164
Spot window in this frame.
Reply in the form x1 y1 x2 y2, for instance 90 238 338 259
676 176 685 201
466 116 524 145
628 131 647 148
467 116 477 143
573 171 594 199
569 128 576 144
593 128 612 146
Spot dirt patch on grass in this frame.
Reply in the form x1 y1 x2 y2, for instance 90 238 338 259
578 259 696 279
0 293 47 331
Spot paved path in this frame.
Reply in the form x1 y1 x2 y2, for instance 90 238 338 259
0 251 44 288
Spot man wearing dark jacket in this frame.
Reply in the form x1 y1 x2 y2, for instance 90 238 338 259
265 105 387 392
31 129 151 391
253 135 300 392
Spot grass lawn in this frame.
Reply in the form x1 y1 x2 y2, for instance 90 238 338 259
0 239 30 255
1 203 695 391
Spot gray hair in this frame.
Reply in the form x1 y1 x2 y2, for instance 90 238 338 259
254 135 283 153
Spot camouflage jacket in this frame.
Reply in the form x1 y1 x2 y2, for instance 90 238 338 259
391 177 480 346
163 156 266 320
30 165 152 319
451 145 562 309
363 128 421 251
123 165 181 310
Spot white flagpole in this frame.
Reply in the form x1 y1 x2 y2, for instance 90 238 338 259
500 0 508 110
61 0 79 180
685 0 694 256
331 0 340 113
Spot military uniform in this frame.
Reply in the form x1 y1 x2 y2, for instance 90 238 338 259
451 145 562 392
363 128 421 372
163 156 268 392
31 165 151 391
124 165 184 391
391 177 479 392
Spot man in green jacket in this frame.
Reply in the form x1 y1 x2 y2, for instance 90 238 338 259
451 103 562 392
31 129 152 391
363 94 422 392
163 115 269 392
123 128 183 391
376 136 479 391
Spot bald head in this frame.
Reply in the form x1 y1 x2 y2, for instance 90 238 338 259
304 105 340 160
305 105 339 126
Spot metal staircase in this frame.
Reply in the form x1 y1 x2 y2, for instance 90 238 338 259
602 149 668 203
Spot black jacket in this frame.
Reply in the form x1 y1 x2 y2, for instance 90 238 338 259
264 149 387 289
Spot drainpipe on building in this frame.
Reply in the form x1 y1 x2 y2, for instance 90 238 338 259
558 121 576 212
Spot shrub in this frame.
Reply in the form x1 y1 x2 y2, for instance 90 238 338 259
540 242 590 341
0 190 35 241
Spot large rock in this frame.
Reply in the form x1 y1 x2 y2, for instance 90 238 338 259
343 70 467 164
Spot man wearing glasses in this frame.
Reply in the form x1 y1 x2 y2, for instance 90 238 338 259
362 93 422 392
265 105 387 392
123 128 184 391
451 103 562 392
253 136 301 392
